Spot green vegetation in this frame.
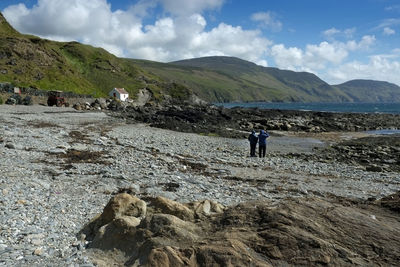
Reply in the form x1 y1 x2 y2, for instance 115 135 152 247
0 96 3 105
334 80 400 102
0 13 19 37
134 56 400 103
0 12 192 101
132 57 353 103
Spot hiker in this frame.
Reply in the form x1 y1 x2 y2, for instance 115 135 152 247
247 130 258 157
258 130 270 158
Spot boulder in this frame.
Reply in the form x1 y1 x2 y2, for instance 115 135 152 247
102 193 147 222
5 96 17 105
80 193 146 240
191 199 225 217
150 196 194 221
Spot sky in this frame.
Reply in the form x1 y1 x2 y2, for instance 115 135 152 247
1 0 400 86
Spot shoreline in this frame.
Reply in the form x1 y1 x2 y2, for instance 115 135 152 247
215 101 400 115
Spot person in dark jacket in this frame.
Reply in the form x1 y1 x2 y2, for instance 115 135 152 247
247 130 258 157
258 130 270 158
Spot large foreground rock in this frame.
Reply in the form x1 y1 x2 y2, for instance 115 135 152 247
80 192 400 266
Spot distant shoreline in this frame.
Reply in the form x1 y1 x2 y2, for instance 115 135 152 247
215 101 400 114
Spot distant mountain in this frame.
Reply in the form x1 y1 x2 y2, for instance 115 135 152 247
0 12 192 101
168 56 400 103
131 56 351 102
334 79 400 102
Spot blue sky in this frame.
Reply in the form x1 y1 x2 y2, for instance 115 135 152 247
1 0 400 86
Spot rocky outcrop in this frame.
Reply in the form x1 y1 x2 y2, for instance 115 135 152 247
110 104 400 138
81 192 400 267
308 134 400 172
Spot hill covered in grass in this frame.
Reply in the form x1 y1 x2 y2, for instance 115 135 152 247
0 12 191 101
132 56 400 103
132 57 351 103
333 79 400 102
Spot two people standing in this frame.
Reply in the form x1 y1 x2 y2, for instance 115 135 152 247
248 130 270 158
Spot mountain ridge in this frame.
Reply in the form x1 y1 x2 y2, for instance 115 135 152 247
167 56 400 102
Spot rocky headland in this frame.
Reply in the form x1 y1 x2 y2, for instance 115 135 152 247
0 104 399 266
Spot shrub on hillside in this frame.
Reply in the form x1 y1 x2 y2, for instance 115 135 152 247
0 96 3 105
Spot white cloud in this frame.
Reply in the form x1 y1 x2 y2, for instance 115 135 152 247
270 44 304 71
383 27 395 35
345 35 375 51
327 54 400 85
2 0 270 63
251 11 282 32
270 36 377 78
374 18 400 32
385 5 400 12
322 27 356 41
323 27 340 40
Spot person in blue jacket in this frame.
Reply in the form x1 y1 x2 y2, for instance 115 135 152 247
258 130 270 158
247 130 258 157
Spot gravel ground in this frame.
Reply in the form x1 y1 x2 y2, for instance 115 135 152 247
0 105 399 266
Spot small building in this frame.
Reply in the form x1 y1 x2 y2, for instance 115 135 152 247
109 88 129 101
14 87 21 94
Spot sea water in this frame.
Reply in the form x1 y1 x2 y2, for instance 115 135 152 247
216 102 400 114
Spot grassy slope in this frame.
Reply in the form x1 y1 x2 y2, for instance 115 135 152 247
334 80 400 102
133 56 354 103
172 57 350 102
0 12 190 100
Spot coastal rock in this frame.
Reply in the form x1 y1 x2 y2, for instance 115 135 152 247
102 193 147 221
110 103 400 139
150 196 195 221
80 193 146 241
377 191 400 212
190 199 225 217
82 193 400 267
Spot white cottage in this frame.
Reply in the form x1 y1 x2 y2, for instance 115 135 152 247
109 88 129 101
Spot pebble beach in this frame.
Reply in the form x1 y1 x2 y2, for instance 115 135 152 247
0 105 399 266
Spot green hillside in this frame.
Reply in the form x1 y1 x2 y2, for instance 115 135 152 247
334 79 400 102
133 56 353 103
0 12 191 101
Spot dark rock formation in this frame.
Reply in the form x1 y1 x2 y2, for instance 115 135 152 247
307 134 400 172
110 104 400 138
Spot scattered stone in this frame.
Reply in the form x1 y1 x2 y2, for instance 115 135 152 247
33 248 42 256
5 143 15 149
